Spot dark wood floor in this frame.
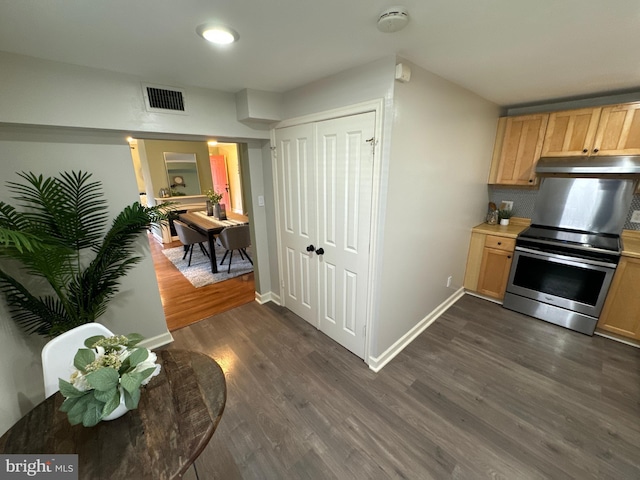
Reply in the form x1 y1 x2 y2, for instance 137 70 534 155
171 294 640 479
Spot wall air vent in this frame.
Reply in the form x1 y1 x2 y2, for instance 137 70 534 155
142 84 187 114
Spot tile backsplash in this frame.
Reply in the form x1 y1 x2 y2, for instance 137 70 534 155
488 187 640 231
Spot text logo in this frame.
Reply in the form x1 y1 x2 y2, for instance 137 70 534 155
0 455 77 480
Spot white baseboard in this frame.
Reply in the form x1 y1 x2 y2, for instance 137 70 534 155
464 290 503 305
140 331 174 350
367 287 465 373
255 291 282 306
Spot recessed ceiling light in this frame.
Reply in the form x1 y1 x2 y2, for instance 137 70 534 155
208 140 218 146
196 24 239 45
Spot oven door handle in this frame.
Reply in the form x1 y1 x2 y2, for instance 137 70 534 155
515 246 618 269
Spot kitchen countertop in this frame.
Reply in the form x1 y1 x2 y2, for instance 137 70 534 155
621 230 640 259
472 217 531 238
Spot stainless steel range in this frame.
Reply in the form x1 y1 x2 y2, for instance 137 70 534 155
503 156 640 335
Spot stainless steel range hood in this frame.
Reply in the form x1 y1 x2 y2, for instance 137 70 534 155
536 155 640 175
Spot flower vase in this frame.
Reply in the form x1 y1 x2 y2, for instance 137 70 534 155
500 218 510 226
102 390 128 421
206 200 213 216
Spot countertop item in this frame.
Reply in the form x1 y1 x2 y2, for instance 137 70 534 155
621 230 640 258
0 350 226 480
471 217 531 238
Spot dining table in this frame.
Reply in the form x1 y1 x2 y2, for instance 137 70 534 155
0 350 226 480
178 211 249 274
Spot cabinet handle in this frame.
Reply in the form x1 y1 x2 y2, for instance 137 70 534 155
528 179 533 183
593 148 599 153
497 242 502 245
507 255 512 259
582 148 588 153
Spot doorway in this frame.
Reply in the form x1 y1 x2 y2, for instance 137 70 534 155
129 137 254 330
209 142 245 215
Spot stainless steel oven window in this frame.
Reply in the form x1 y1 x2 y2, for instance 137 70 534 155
507 249 616 318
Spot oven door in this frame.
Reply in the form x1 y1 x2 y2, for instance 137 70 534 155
506 246 617 318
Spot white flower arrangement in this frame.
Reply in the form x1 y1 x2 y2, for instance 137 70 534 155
59 333 161 427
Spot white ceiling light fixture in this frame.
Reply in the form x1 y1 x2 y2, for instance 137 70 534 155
196 24 239 45
377 6 409 33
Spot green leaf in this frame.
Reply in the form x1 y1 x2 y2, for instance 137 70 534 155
58 378 85 398
120 371 144 394
93 387 117 403
85 367 119 391
125 333 144 347
83 335 105 348
59 396 81 413
127 347 148 368
123 388 141 410
73 348 95 371
102 390 122 417
66 393 93 425
137 367 157 383
82 397 105 427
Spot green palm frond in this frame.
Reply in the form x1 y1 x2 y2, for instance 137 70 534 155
0 227 42 254
0 171 169 337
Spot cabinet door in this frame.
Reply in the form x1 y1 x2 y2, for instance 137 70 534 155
541 107 601 157
463 232 486 291
493 114 548 186
597 256 640 340
477 247 514 300
592 103 640 155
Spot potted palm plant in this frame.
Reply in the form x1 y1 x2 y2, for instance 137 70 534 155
0 171 169 337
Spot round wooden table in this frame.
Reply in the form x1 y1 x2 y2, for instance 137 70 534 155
0 350 226 480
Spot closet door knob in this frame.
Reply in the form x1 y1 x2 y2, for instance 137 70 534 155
306 245 315 252
316 248 325 256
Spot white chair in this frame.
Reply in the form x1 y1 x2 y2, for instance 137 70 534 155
41 323 114 398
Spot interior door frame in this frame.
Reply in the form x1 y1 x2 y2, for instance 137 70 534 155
270 98 385 365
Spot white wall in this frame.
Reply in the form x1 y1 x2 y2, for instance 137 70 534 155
282 56 397 119
239 141 273 296
0 125 171 435
372 59 500 357
0 51 270 140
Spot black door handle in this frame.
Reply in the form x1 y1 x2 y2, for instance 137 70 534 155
306 245 315 252
316 248 324 256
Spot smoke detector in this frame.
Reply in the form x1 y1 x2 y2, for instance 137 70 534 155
377 6 409 33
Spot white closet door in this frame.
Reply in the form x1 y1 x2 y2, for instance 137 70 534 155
315 111 376 358
274 123 318 323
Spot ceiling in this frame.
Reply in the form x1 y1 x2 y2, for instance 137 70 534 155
1 0 639 107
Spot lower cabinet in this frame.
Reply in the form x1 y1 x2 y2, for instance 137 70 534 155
597 256 640 340
464 233 515 301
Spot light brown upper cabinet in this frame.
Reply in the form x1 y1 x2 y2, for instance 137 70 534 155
592 103 640 155
542 102 640 157
541 107 602 157
488 114 549 186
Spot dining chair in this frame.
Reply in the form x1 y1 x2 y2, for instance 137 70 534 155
41 322 114 398
218 225 253 273
173 219 210 266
